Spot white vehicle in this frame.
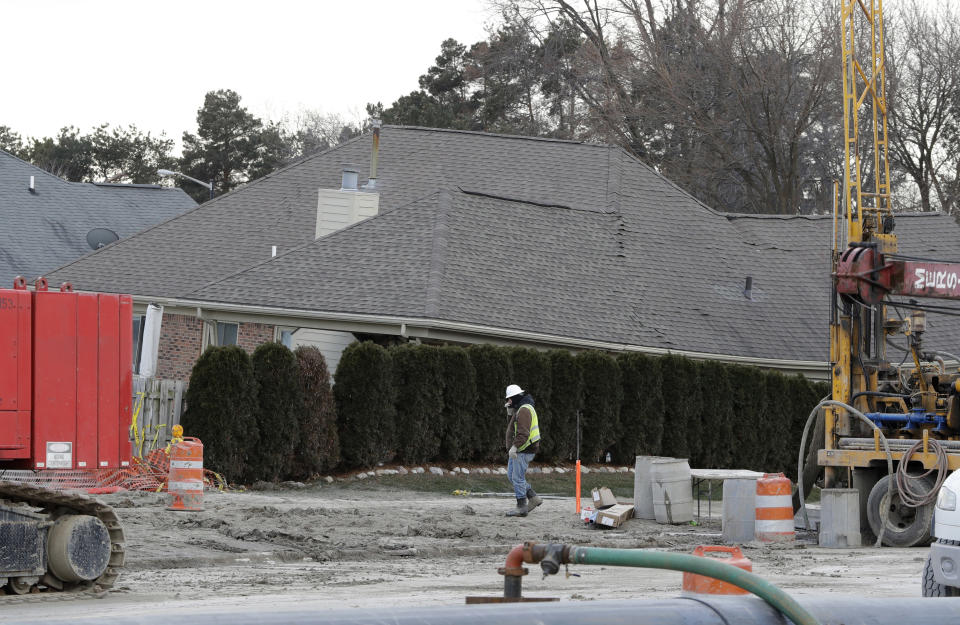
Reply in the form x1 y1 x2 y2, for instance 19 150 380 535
924 471 960 596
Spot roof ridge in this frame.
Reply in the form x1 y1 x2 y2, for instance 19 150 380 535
424 190 452 318
383 124 608 148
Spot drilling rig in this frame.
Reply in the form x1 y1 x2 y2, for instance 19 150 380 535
825 0 960 548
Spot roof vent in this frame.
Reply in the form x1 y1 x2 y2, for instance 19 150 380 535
341 167 359 191
29 175 36 194
743 276 753 300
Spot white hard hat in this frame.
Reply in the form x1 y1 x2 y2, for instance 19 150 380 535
505 384 524 399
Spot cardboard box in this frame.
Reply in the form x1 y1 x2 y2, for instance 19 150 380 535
580 507 598 524
591 486 618 509
595 504 634 528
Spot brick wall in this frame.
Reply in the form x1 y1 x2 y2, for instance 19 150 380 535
155 313 203 382
238 322 275 354
155 315 277 382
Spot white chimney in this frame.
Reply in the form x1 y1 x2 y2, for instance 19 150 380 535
29 175 35 193
316 167 380 239
271 245 277 257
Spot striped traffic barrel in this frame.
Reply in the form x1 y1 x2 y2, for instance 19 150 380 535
754 473 794 542
167 437 204 511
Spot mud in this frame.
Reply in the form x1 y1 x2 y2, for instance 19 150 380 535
5 483 930 620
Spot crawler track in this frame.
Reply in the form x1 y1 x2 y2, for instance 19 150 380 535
0 481 125 602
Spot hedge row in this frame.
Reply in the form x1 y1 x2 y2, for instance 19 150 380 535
334 342 828 478
184 340 826 482
181 344 338 483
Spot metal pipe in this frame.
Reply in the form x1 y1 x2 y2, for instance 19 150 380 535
839 437 960 450
499 544 526 599
14 597 960 625
365 119 381 189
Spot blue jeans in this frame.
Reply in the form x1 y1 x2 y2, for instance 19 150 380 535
507 452 535 499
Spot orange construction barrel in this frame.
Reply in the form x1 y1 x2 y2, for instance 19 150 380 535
755 472 794 542
682 545 752 595
167 437 204 511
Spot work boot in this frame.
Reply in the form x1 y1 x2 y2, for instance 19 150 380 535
526 488 543 512
506 498 529 517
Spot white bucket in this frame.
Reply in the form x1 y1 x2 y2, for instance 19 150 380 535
634 456 671 520
722 477 757 544
651 458 693 524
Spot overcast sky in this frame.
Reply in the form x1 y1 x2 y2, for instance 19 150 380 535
2 0 953 150
2 0 493 145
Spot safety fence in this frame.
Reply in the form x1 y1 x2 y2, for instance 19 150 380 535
0 449 225 494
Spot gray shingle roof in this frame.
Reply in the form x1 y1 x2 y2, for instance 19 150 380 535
0 150 196 283
42 126 960 362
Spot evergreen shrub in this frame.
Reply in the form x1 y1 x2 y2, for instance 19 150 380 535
251 342 303 481
546 349 582 461
697 360 735 468
659 355 694 460
576 350 621 463
390 344 444 463
180 346 259 484
437 346 477 461
467 345 513 461
334 341 397 468
291 346 339 478
729 365 767 471
617 352 665 462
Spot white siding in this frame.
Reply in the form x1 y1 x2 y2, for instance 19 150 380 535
292 329 356 375
315 190 380 239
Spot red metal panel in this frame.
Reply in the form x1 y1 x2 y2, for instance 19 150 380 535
0 289 28 413
97 294 120 468
0 411 30 459
17 290 31 413
0 290 31 461
118 295 133 466
33 291 78 469
76 294 99 469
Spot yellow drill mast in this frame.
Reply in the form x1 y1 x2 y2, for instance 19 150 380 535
827 0 893 487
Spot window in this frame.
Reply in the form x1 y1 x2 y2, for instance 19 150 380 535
217 322 238 346
278 328 295 349
132 315 145 372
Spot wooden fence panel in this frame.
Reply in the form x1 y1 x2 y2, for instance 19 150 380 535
131 376 186 457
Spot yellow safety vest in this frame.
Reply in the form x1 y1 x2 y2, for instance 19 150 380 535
515 403 541 452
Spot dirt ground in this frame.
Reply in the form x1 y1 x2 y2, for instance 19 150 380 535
4 480 931 621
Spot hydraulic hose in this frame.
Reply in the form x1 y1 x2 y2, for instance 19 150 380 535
796 399 896 547
896 438 949 507
524 544 821 625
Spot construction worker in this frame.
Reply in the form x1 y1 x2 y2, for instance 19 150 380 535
504 384 542 517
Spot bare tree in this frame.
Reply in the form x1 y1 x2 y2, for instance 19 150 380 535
887 1 960 213
508 0 839 213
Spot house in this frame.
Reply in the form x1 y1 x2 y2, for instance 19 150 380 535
0 149 196 284
42 126 960 381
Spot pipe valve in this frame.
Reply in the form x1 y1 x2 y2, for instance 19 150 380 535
539 543 564 578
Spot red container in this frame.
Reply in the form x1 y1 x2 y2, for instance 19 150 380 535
682 545 752 595
0 278 133 471
0 278 33 460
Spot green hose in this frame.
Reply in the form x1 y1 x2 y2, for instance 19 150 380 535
567 546 821 625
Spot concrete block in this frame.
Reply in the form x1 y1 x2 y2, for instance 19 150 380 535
819 488 862 548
